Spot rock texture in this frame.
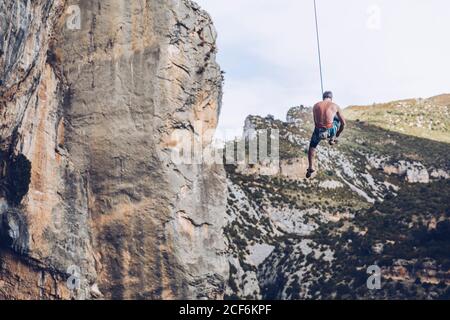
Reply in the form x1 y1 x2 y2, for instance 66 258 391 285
0 0 227 299
225 104 450 300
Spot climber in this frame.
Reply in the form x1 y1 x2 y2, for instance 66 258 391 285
306 91 346 179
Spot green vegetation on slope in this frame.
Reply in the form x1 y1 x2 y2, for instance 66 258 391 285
346 94 450 144
305 180 450 300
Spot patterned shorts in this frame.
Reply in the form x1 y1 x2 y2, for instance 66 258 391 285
309 117 341 148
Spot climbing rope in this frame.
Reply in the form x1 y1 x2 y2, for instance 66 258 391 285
313 0 324 97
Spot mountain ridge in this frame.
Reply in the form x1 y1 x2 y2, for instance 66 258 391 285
346 94 450 144
224 97 450 299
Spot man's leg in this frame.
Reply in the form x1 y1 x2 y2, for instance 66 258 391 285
307 131 319 178
308 147 316 171
329 117 341 145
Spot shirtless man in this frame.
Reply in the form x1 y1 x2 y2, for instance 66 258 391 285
306 91 346 178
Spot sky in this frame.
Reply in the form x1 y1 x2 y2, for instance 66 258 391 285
195 0 450 138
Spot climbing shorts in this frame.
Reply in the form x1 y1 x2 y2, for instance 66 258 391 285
309 117 340 148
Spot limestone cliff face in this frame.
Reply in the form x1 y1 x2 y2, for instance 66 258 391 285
0 0 227 299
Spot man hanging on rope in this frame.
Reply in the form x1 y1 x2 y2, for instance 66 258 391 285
306 91 346 179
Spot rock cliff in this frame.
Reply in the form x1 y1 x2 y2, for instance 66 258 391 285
2 0 449 301
0 0 227 299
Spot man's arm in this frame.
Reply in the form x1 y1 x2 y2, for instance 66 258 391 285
312 104 318 127
335 106 346 137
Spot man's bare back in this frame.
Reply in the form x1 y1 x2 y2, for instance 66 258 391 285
313 100 340 129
